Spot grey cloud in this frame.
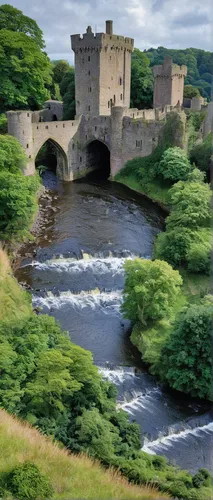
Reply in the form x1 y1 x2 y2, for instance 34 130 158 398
2 0 213 61
172 12 209 28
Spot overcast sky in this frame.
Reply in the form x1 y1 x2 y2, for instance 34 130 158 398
2 0 213 62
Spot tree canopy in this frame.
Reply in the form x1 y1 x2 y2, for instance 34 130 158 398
161 302 213 399
130 50 154 109
122 258 182 325
0 4 45 49
157 147 192 182
0 30 52 112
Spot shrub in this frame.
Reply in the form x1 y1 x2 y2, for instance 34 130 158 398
0 134 27 173
157 147 192 182
190 133 212 172
6 462 53 500
187 241 211 275
192 468 212 488
154 227 194 267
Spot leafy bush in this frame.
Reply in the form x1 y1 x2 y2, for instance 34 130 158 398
187 241 211 275
0 134 27 173
190 133 212 172
187 167 205 183
166 179 211 230
157 147 192 182
122 258 182 325
161 303 213 399
0 171 40 241
192 468 212 488
154 227 194 267
6 462 53 500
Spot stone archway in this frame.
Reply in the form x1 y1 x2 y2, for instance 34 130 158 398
86 140 110 179
35 139 68 179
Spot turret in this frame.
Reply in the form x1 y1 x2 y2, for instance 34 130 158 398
7 111 35 175
152 56 187 108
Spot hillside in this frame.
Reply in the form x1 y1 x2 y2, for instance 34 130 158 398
0 249 32 321
0 409 168 500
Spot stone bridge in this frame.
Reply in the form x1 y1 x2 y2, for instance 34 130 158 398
7 103 174 181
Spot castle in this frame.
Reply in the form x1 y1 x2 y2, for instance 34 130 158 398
7 20 189 180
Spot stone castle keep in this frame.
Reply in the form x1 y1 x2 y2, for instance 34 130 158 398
7 21 189 180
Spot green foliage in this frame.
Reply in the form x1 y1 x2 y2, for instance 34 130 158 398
122 258 182 325
5 462 53 499
0 171 40 241
0 113 7 134
0 29 52 112
161 303 213 398
52 59 71 85
154 227 194 267
184 85 200 98
187 241 211 275
0 4 45 49
187 167 205 183
60 68 76 120
190 133 212 173
130 49 154 109
157 147 192 182
0 134 27 173
166 179 211 230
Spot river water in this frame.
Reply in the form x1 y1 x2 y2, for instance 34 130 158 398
15 172 213 475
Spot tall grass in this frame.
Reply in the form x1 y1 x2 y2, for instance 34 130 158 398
0 249 32 321
0 410 169 500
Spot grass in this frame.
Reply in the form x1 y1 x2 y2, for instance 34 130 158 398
0 409 169 500
115 173 170 208
0 249 32 322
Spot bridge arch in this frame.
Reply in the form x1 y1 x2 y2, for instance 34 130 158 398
35 138 68 179
84 139 110 178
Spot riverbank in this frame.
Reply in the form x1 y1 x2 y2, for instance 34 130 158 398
114 175 210 392
114 174 170 212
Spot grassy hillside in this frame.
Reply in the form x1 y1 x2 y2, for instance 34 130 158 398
0 249 32 321
0 409 168 500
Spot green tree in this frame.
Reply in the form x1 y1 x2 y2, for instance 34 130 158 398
190 133 212 173
157 147 192 182
154 227 195 267
184 85 200 99
122 258 182 325
0 4 45 49
52 60 71 85
161 303 213 399
167 179 211 230
0 135 27 173
60 68 75 120
0 30 52 112
130 49 153 109
0 113 7 134
0 171 40 240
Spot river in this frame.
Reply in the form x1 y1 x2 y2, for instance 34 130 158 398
15 171 213 475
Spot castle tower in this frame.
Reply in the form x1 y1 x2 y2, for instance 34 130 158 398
71 21 134 117
152 56 187 108
7 110 35 175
